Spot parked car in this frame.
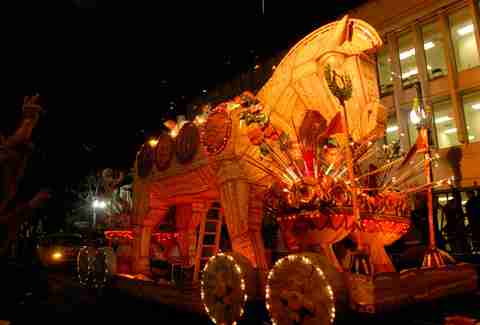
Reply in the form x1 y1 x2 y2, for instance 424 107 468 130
36 233 84 268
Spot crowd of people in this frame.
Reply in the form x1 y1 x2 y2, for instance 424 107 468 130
409 188 480 255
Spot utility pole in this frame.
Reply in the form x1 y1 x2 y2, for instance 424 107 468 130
414 82 436 249
411 81 455 267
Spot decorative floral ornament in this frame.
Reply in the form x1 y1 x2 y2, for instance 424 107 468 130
236 93 290 157
324 64 352 105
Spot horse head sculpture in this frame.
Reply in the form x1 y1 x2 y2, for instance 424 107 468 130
257 15 386 145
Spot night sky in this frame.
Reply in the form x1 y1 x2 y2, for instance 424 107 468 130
1 1 367 196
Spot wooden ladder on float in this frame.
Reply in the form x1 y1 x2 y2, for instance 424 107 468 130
193 202 223 282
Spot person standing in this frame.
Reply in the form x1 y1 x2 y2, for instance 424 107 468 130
465 190 480 251
150 243 169 282
442 195 468 254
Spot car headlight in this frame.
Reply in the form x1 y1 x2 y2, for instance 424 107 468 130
51 252 63 260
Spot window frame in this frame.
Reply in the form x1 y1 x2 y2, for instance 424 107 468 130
420 18 450 81
376 40 395 97
447 5 480 72
460 89 480 144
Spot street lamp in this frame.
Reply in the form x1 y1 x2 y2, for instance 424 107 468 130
92 199 107 209
409 101 424 126
92 199 107 230
410 82 455 268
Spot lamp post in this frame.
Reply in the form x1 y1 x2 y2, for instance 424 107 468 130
92 199 106 231
324 64 372 275
410 82 455 268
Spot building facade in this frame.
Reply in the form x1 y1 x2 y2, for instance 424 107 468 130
186 0 480 247
350 0 480 248
349 0 480 185
191 0 480 186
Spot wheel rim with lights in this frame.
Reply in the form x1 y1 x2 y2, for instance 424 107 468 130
77 246 114 288
77 246 96 287
265 253 347 325
200 252 256 325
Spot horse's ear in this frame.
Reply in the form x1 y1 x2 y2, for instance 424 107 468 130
329 15 349 48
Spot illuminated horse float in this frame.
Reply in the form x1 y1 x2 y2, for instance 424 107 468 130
113 16 477 325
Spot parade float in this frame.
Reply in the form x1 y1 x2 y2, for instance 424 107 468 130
85 15 478 325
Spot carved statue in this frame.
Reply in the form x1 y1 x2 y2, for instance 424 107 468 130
0 96 49 258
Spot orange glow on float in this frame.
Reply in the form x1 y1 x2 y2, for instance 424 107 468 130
148 139 159 147
194 115 207 125
170 130 178 138
360 218 410 235
276 211 349 222
104 230 134 240
276 212 410 236
105 230 179 241
151 232 179 243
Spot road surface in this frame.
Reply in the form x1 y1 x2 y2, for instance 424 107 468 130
2 262 479 325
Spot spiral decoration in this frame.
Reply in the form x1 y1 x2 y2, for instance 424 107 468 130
202 108 232 155
175 122 200 164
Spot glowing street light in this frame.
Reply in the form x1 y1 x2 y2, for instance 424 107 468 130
92 199 107 230
409 97 426 127
92 199 107 209
409 107 421 125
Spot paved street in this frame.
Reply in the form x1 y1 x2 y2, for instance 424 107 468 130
1 262 479 325
5 269 210 325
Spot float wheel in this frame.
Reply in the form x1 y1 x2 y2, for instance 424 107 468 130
265 253 348 325
201 252 256 324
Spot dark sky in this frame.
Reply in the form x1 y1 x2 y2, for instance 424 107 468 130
1 1 367 192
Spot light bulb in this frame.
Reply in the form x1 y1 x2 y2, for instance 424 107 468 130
410 109 421 125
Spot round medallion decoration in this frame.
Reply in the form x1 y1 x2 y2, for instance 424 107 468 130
175 122 200 164
202 108 231 155
137 145 154 178
154 133 174 172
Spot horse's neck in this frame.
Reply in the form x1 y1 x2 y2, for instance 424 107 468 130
0 110 39 209
10 113 40 145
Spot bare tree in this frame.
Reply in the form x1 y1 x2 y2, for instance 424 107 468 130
65 169 131 232
0 96 50 258
104 180 133 229
65 173 102 232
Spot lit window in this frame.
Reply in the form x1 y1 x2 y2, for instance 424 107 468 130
385 115 399 145
398 32 419 87
449 7 480 71
376 46 393 95
421 22 448 79
433 99 459 148
463 91 480 143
